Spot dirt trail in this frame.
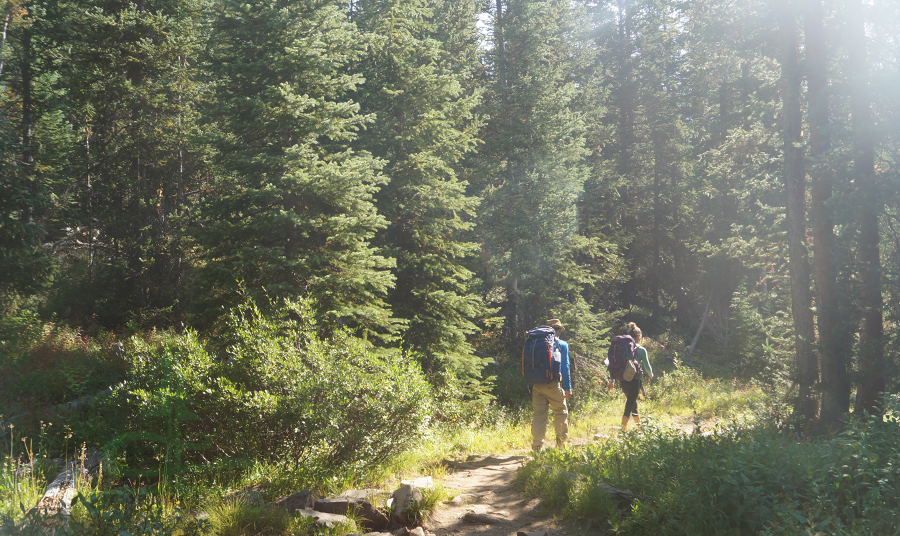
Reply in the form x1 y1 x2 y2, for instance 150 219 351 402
422 454 572 536
420 420 706 536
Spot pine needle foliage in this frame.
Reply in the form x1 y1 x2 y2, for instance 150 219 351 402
192 0 395 335
349 0 488 377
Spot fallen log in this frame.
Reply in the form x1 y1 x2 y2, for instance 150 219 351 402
595 483 644 510
36 449 104 516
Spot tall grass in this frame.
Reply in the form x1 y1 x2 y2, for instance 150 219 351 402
518 397 900 535
0 422 47 522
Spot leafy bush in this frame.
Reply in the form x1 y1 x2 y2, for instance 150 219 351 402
98 297 434 481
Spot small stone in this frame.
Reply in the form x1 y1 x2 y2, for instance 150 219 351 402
449 493 476 505
524 497 542 513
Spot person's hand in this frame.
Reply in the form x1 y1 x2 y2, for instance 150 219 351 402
649 375 654 381
564 390 572 399
607 380 615 391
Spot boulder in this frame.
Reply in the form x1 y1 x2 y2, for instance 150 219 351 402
270 490 322 512
37 449 104 516
224 483 271 506
314 497 390 530
462 512 506 525
448 493 476 506
296 508 354 529
339 489 383 501
391 484 424 522
595 483 644 510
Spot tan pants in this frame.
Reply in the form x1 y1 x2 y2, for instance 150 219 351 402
530 382 569 451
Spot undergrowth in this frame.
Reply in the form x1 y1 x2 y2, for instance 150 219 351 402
518 396 900 535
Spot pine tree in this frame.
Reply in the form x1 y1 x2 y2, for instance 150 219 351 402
0 0 52 306
478 0 605 349
0 111 52 303
348 0 487 375
30 0 209 326
778 0 817 421
846 0 884 416
193 0 395 334
581 0 699 331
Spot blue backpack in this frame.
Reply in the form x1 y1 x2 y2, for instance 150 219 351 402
522 326 561 384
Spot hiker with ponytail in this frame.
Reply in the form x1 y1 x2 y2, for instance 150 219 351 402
606 322 653 430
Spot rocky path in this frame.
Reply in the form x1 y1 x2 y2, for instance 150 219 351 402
422 454 572 536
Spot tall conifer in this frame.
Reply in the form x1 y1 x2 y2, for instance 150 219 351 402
31 0 208 326
478 0 602 347
193 0 394 333
349 0 487 375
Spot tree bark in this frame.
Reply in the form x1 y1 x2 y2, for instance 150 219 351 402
651 130 663 320
802 0 829 424
616 0 638 307
804 0 851 427
847 0 884 416
19 6 34 227
780 4 818 422
0 3 11 77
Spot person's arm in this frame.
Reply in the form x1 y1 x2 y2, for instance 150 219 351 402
559 340 572 395
638 346 653 379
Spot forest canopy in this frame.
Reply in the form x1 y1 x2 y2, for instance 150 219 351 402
2 0 900 428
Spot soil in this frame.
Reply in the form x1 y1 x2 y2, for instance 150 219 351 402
421 453 576 536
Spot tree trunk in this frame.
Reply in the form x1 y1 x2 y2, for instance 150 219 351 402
616 0 638 308
780 4 818 422
19 9 34 227
848 0 884 416
651 130 663 320
0 3 11 77
802 0 831 424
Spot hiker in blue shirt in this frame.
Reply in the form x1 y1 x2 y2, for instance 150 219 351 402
531 318 572 451
607 322 653 430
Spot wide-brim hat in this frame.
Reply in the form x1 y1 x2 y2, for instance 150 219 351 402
547 319 564 331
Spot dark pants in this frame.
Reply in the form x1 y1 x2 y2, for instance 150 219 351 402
621 377 642 417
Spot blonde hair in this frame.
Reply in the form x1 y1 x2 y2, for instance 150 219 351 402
626 322 642 342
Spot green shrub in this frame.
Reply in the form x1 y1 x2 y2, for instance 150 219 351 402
98 297 434 482
1 488 208 536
